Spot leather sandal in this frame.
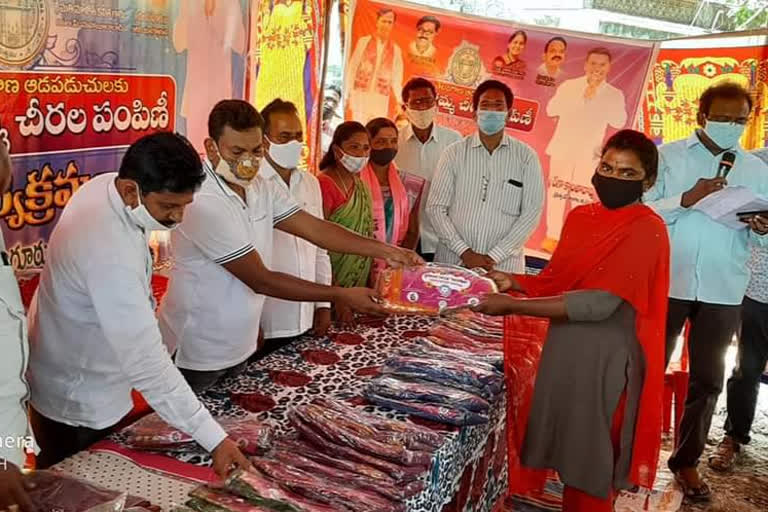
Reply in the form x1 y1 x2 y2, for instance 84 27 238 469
708 436 740 472
674 470 712 503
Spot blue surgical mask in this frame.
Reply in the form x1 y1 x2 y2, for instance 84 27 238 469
477 110 508 135
704 120 745 150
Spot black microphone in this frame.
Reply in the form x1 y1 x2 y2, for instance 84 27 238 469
717 151 736 179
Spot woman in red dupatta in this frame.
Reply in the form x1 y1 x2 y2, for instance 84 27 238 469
473 130 670 511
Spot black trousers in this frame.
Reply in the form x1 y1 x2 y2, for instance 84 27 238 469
415 240 434 263
724 296 768 445
179 358 250 394
664 298 742 471
30 407 115 469
252 335 302 363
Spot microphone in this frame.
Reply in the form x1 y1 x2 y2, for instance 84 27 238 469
717 151 736 179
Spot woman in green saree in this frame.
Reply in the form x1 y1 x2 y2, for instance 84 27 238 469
318 122 375 323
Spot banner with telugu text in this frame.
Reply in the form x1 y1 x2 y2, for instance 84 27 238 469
345 0 656 254
643 35 768 149
0 0 249 272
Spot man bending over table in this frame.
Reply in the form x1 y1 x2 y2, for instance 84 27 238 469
159 99 420 393
27 133 251 476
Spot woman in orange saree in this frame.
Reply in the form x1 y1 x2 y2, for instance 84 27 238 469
474 130 670 511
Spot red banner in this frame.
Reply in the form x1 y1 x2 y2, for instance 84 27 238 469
434 81 539 132
0 72 176 156
346 0 656 253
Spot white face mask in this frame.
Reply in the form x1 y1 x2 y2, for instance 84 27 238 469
267 138 303 170
214 145 259 188
405 106 436 130
125 184 177 233
339 150 369 174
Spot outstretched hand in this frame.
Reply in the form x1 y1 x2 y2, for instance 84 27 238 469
470 293 516 316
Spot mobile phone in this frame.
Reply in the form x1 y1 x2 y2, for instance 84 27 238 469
736 210 768 218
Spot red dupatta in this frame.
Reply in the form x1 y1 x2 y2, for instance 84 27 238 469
504 202 670 494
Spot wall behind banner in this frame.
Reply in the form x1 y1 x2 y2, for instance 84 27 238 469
344 0 656 255
644 40 768 149
0 0 249 272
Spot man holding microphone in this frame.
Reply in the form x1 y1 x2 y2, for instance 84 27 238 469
644 82 768 501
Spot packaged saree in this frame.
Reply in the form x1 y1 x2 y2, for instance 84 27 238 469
376 264 497 315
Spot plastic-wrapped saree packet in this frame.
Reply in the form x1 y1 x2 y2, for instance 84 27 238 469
27 471 127 512
123 413 272 455
376 263 497 315
186 485 292 512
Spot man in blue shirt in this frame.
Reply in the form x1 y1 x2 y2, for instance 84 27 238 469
708 147 768 474
644 83 768 501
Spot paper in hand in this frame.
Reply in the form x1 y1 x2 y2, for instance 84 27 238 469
693 186 768 230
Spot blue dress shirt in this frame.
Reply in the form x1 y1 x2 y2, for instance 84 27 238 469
644 132 768 305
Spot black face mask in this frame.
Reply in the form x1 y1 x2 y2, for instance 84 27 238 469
591 172 643 209
370 148 398 166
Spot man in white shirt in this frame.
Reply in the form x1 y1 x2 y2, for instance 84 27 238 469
708 148 768 473
395 78 462 261
345 8 404 123
0 143 35 511
427 80 545 273
543 47 627 252
159 100 419 393
260 99 332 349
27 133 250 476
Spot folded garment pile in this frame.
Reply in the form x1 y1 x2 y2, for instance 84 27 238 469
182 399 445 512
363 310 504 426
27 470 158 512
122 413 272 455
179 312 505 511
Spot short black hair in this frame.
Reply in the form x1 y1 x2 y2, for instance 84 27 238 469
377 8 396 21
319 121 369 171
586 47 612 62
208 100 264 141
402 77 437 104
417 15 440 32
545 36 567 52
261 98 299 132
119 132 205 195
602 129 659 184
508 30 527 44
699 82 753 117
472 80 514 111
366 117 398 139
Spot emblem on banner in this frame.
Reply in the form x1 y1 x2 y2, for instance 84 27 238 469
0 0 51 69
447 41 484 87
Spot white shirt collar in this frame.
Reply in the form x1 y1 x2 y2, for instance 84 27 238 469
261 158 302 186
106 175 141 234
204 158 243 199
470 132 510 149
404 123 439 144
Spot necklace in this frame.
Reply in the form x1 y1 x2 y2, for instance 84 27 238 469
333 167 352 196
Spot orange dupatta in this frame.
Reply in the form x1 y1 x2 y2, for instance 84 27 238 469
504 202 670 494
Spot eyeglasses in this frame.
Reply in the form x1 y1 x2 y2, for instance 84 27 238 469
707 115 749 126
407 97 436 109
